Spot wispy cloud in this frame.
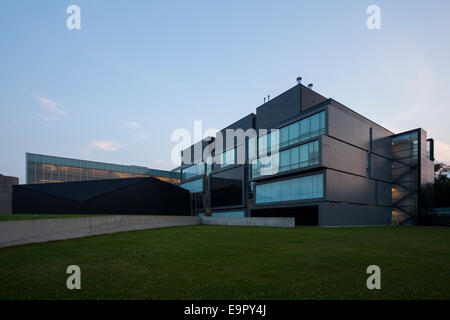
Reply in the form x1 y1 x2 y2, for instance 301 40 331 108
33 94 66 122
153 159 168 166
124 121 141 129
124 120 150 139
153 159 172 170
86 140 123 152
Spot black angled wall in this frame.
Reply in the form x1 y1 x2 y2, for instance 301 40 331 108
12 177 190 215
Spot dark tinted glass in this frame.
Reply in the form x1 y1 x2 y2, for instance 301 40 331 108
210 166 243 207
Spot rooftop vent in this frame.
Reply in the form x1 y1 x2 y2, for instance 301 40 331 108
296 77 302 85
308 83 313 89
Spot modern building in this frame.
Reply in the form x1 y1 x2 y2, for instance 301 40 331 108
0 173 19 214
26 153 180 185
176 78 435 226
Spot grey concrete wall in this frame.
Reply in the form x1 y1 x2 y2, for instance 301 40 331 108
0 215 295 248
0 215 200 248
200 216 294 227
0 174 19 214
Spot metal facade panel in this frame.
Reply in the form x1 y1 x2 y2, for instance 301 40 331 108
12 177 191 215
256 85 301 130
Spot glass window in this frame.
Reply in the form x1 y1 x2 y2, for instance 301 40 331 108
252 140 319 178
288 122 300 144
251 159 258 179
248 136 257 160
255 173 323 204
258 134 268 156
217 148 236 168
210 166 243 207
258 111 325 152
290 147 299 170
310 113 319 135
320 111 326 130
299 117 310 140
211 211 245 217
280 149 290 171
182 162 205 180
180 178 203 193
280 126 289 148
226 148 235 165
206 157 213 175
299 143 308 166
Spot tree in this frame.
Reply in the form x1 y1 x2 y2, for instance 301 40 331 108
434 161 450 207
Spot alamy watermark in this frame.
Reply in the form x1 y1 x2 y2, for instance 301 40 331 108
366 5 381 30
66 5 81 30
170 121 280 175
366 265 381 290
66 265 81 290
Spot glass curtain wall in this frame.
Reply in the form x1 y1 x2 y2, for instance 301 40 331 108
256 111 325 157
391 132 419 225
181 162 205 180
179 178 204 193
255 173 324 204
252 140 319 178
26 153 180 184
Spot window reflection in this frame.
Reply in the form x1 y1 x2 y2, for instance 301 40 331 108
25 153 181 185
255 173 323 204
252 140 319 178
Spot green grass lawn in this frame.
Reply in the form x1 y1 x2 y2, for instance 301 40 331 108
0 214 101 221
0 225 449 300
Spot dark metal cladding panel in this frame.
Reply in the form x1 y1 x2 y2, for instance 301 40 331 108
376 181 392 207
301 85 328 112
321 135 367 177
319 202 391 226
371 153 392 183
12 177 191 215
216 113 256 152
325 169 376 205
181 137 215 166
328 101 393 154
256 85 301 130
328 104 372 151
372 129 393 158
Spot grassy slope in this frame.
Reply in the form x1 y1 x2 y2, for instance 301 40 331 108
0 225 449 300
0 214 102 221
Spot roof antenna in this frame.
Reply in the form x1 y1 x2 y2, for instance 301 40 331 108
264 97 266 103
267 94 270 101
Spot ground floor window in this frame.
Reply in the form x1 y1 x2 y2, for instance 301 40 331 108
211 211 245 217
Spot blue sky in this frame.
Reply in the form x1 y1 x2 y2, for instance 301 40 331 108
1 0 450 183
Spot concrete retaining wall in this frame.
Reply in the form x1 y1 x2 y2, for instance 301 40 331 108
200 216 295 227
0 215 200 248
0 215 294 248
